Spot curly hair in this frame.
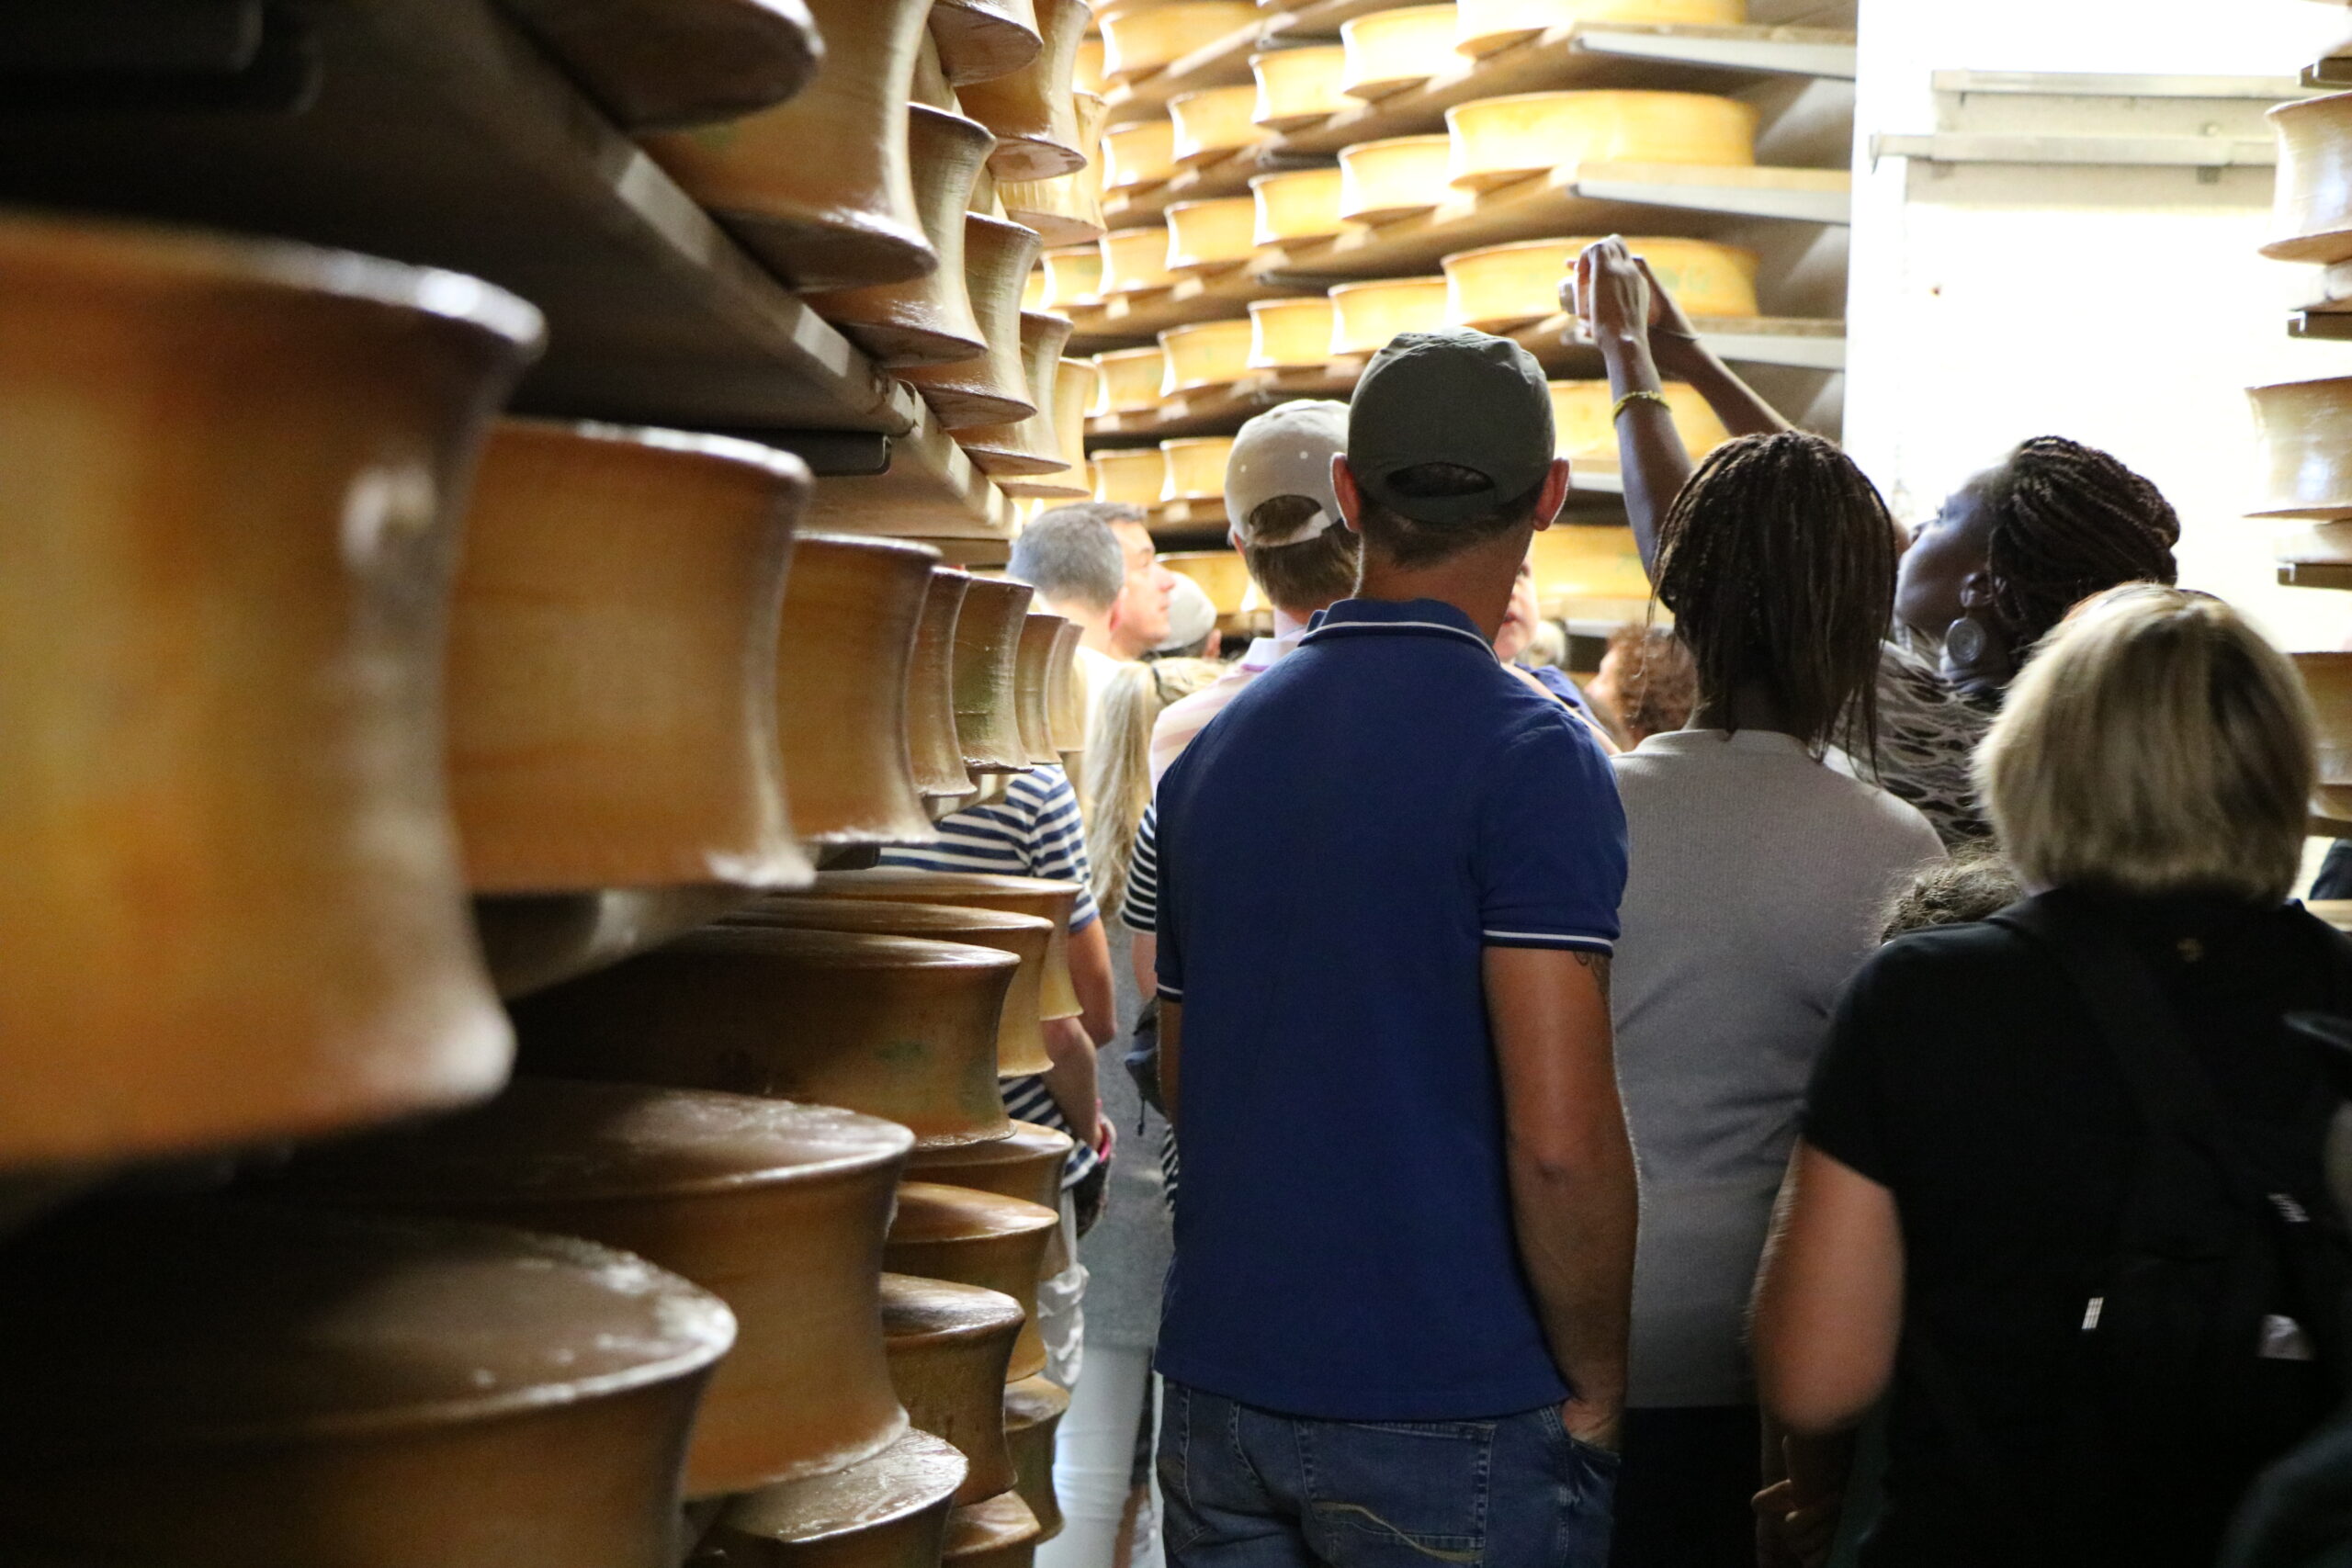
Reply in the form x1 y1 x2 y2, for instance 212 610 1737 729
1975 436 2180 649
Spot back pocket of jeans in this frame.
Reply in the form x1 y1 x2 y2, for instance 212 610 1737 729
1301 1419 1492 1560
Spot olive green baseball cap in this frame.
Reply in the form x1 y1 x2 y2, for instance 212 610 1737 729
1346 328 1555 524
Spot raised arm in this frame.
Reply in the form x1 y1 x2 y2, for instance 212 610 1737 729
1486 944 1638 1450
1569 239 1792 574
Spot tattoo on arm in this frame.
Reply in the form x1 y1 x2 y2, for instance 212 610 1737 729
1573 950 1611 1004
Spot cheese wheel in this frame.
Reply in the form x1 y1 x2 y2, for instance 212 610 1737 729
1249 295 1339 367
506 0 825 131
2249 375 2352 518
0 1201 732 1564
960 311 1079 478
1012 611 1068 763
640 0 936 288
806 105 999 367
1339 133 1455 222
271 1081 914 1501
1023 265 1048 311
1455 0 1745 56
951 576 1036 773
807 866 1086 1021
2295 653 2352 800
707 1430 967 1568
1046 618 1089 752
959 0 1092 182
1001 90 1110 248
1448 90 1758 191
1328 275 1449 355
930 0 1044 85
1251 165 1350 244
1251 44 1351 130
1527 522 1653 605
1101 1 1255 81
1042 244 1105 309
1093 344 1170 411
511 926 1021 1148
1073 32 1107 95
1162 435 1237 501
2277 521 2352 569
909 570 981 804
1102 118 1178 190
1000 355 1099 500
1341 6 1459 98
901 214 1047 428
1443 235 1757 329
944 1494 1046 1568
908 1121 1078 1212
1160 317 1256 390
0 213 537 1168
1093 446 1168 503
1170 85 1272 164
449 422 809 895
1005 1376 1073 1541
878 1273 1025 1505
1165 196 1260 271
1161 550 1256 615
1546 378 1731 462
887 1181 1063 1383
1099 224 1178 293
733 897 1057 1077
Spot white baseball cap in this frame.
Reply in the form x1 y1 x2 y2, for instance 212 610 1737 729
1224 400 1349 547
1158 572 1219 651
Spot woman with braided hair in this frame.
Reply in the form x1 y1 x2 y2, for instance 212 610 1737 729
1570 238 2180 845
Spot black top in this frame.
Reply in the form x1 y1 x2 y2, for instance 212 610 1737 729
1805 889 2352 1568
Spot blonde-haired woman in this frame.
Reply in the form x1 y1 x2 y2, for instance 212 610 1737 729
1050 653 1219 1568
1753 587 2352 1568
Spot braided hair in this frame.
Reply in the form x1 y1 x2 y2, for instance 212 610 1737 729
1975 436 2179 650
1654 430 1898 756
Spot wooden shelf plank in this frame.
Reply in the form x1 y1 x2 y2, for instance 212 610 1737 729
1273 22 1859 157
2280 561 2352 590
1102 0 1395 125
0 0 1012 537
1256 162 1852 282
1513 311 1847 372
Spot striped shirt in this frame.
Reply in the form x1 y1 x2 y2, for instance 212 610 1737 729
878 765 1101 1184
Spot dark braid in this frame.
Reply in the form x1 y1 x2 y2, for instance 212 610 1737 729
1654 430 1898 756
1976 436 2179 649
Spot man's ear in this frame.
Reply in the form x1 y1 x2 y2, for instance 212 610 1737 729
1532 457 1571 530
1331 455 1366 535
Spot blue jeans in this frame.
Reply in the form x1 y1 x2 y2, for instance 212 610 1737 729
1159 1382 1619 1568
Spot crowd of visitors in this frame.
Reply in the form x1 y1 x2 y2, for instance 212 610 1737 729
984 241 2352 1568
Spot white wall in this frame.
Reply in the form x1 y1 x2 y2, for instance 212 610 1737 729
1846 0 2352 649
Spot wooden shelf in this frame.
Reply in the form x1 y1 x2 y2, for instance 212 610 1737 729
2280 561 2352 590
1102 0 1396 125
0 0 1012 537
1102 146 1321 226
1513 311 1847 372
1068 265 1318 350
1260 162 1852 283
1274 22 1857 158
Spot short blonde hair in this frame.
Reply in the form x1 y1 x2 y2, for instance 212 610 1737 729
1978 584 2314 903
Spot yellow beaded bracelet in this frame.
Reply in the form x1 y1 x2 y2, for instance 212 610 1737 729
1611 389 1672 422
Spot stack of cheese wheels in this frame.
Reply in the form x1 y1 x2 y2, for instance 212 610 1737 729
450 421 811 896
1340 5 1459 98
1004 90 1111 247
503 0 824 130
775 536 943 846
808 866 1089 1023
1455 0 1746 57
1528 522 1652 609
953 576 1039 773
1162 551 1258 620
961 312 1081 478
1252 44 1351 130
909 569 982 809
1444 236 1758 331
1161 318 1255 391
1170 85 1272 164
1004 1376 1074 1540
1339 134 1456 223
1047 620 1091 755
1100 0 1255 83
272 1081 916 1502
1250 295 1340 367
1163 435 1238 502
2294 652 2352 820
1094 445 1167 504
0 1200 733 1565
1166 196 1260 272
1100 225 1178 294
0 212 537 1172
1449 89 1758 191
1548 379 1732 462
1102 118 1179 192
902 214 1046 428
1329 275 1451 355
806 105 1000 367
878 1274 1026 1506
888 1182 1062 1383
704 1429 969 1568
1094 344 1170 411
1252 165 1351 244
511 925 1021 1148
2267 93 2352 264
1029 357 1101 499
1041 244 1104 310
2249 376 2352 520
962 0 1094 182
734 898 1059 1077
640 0 939 288
929 0 1046 85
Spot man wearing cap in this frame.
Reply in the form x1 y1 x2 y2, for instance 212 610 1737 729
1148 332 1636 1566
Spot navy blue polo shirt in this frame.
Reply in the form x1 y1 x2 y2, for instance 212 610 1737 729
1151 596 1628 1420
